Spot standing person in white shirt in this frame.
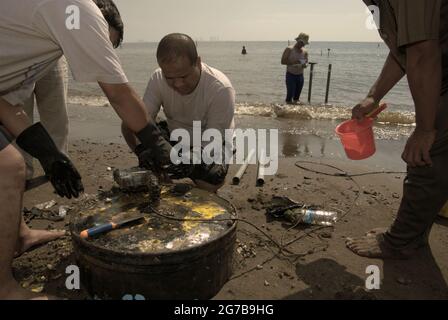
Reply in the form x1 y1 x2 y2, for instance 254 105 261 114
0 0 174 299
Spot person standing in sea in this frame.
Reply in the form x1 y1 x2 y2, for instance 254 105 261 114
281 33 309 105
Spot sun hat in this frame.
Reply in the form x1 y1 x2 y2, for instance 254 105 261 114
295 33 309 45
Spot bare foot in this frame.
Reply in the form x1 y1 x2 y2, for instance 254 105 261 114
0 280 59 300
346 230 409 259
15 229 67 258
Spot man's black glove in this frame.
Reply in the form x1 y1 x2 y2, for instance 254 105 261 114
135 123 173 171
166 162 195 180
134 144 155 170
191 163 229 185
16 123 84 199
165 147 203 180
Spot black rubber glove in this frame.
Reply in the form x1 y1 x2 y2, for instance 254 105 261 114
16 123 84 199
166 163 195 180
191 163 229 185
135 143 195 180
135 123 173 171
134 144 154 170
166 147 202 180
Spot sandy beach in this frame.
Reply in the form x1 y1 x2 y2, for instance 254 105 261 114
14 104 448 300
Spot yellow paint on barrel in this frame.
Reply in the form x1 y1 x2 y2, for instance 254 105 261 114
165 196 227 232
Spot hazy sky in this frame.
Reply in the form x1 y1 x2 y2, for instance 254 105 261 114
114 0 382 43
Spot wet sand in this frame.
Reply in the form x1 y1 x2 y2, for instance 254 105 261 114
13 104 448 300
66 103 408 170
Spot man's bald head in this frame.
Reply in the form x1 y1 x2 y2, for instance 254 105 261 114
156 33 198 66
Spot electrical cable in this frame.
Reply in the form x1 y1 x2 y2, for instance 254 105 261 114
144 160 406 276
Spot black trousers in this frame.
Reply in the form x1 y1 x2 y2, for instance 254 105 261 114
384 93 448 249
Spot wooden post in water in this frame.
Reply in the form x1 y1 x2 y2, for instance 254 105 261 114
307 62 317 104
325 64 332 104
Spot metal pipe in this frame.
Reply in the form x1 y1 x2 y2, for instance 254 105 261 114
325 64 332 104
307 62 317 104
257 149 266 187
232 149 255 185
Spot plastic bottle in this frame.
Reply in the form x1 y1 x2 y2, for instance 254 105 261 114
300 209 337 226
284 208 337 226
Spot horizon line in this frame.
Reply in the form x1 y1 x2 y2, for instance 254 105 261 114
124 40 383 44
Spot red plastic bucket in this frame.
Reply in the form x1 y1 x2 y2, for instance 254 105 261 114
336 118 376 160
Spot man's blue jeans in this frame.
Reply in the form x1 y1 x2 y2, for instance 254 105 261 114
285 72 304 103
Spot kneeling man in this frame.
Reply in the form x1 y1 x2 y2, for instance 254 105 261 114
122 33 235 192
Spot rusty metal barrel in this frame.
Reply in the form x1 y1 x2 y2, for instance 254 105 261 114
70 186 237 300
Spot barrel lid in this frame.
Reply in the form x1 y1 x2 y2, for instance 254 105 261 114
70 185 235 254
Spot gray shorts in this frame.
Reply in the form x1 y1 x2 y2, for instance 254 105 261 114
0 125 12 151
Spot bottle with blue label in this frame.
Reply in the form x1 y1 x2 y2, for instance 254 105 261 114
284 208 337 226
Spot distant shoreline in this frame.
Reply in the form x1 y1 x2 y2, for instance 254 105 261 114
124 40 385 45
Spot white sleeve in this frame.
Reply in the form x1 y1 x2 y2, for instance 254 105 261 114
33 0 128 84
142 72 163 120
206 86 235 134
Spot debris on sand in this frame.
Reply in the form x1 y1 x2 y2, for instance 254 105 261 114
35 200 57 210
23 206 66 223
58 206 72 218
236 242 257 258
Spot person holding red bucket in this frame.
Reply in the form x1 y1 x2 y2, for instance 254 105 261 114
345 0 448 259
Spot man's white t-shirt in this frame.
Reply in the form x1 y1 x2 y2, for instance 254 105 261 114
0 0 128 106
143 63 235 143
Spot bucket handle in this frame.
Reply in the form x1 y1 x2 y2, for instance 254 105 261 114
366 103 387 119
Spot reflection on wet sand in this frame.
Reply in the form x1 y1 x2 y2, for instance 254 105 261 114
281 132 327 158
